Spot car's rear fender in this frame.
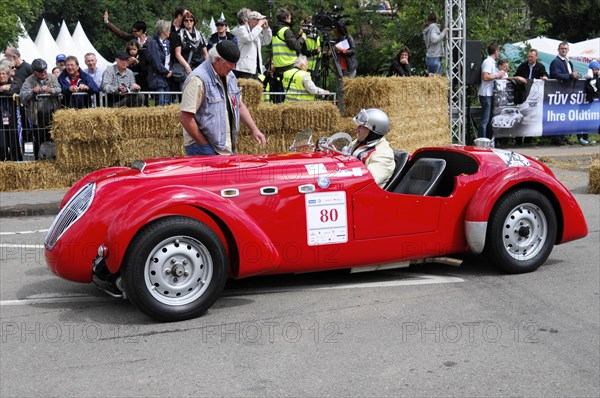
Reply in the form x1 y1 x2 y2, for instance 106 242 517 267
103 186 281 278
464 167 587 253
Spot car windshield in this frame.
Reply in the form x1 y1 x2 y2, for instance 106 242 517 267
290 131 353 155
289 129 314 151
319 132 353 154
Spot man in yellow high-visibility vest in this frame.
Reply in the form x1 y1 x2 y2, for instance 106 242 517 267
271 8 305 102
283 55 330 102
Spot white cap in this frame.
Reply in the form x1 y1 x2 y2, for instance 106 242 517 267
249 11 266 20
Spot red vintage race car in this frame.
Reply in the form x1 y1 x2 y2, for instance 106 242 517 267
44 133 588 322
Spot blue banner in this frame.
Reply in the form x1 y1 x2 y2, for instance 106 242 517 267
492 79 600 137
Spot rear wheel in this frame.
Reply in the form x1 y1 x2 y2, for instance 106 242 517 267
122 216 227 322
485 189 557 273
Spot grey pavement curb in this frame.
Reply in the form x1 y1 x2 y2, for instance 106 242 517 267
0 203 61 218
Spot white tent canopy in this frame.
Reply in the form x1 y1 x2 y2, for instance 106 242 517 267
16 22 42 66
33 19 64 70
72 21 111 69
209 17 217 34
14 19 111 72
513 36 562 55
56 20 84 65
571 38 600 64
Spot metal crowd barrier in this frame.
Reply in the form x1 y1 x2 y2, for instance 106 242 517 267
262 92 337 105
98 91 183 107
2 90 336 161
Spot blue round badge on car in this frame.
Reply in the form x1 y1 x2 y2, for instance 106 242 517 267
317 176 331 188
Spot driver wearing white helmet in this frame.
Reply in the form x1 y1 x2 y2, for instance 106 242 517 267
350 108 395 188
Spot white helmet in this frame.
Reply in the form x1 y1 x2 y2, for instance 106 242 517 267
353 108 390 136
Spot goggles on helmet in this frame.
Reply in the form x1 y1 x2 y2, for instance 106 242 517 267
354 109 369 126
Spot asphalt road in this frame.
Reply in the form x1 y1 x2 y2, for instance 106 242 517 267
0 174 598 397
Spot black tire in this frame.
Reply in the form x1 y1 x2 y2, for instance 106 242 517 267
485 189 557 274
122 216 227 322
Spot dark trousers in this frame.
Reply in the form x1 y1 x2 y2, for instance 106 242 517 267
479 95 493 139
234 71 258 80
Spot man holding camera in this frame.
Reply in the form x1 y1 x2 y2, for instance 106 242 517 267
232 8 272 79
272 8 305 74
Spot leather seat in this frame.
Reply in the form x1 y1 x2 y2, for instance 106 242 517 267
383 150 410 191
393 158 446 196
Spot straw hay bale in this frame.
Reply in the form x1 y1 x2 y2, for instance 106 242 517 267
239 102 340 151
343 76 447 117
117 137 185 164
335 111 449 154
589 155 600 194
334 116 357 134
385 111 450 153
238 133 283 154
241 103 285 136
52 106 181 143
341 76 449 153
55 140 120 172
0 161 81 191
237 130 340 155
117 105 181 139
281 102 340 134
238 78 264 109
52 108 122 142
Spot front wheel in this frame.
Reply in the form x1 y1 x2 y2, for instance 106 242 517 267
485 189 557 274
122 216 227 322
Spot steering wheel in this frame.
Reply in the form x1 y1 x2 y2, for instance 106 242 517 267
319 132 353 155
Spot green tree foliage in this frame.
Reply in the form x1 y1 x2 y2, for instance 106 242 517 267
0 0 43 49
526 0 599 42
6 0 564 77
354 0 551 76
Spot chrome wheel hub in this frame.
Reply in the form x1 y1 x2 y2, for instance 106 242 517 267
144 237 213 306
502 203 548 261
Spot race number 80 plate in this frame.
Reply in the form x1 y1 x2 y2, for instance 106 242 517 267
305 191 348 246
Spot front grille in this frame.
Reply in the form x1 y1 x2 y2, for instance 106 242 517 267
45 182 95 249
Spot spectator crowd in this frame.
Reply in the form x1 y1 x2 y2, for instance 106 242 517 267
1 6 599 161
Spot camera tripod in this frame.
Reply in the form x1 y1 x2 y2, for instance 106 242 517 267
313 36 344 109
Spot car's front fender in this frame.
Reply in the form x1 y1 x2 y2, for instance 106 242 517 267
103 185 282 278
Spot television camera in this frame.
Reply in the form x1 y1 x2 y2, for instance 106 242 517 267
312 5 349 31
302 5 350 106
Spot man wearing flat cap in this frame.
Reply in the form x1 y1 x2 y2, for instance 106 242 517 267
101 51 144 107
179 40 266 156
231 9 272 79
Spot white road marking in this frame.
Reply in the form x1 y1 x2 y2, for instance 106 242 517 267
0 274 464 307
223 273 464 296
0 296 111 306
308 274 464 290
0 244 44 249
0 229 49 236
